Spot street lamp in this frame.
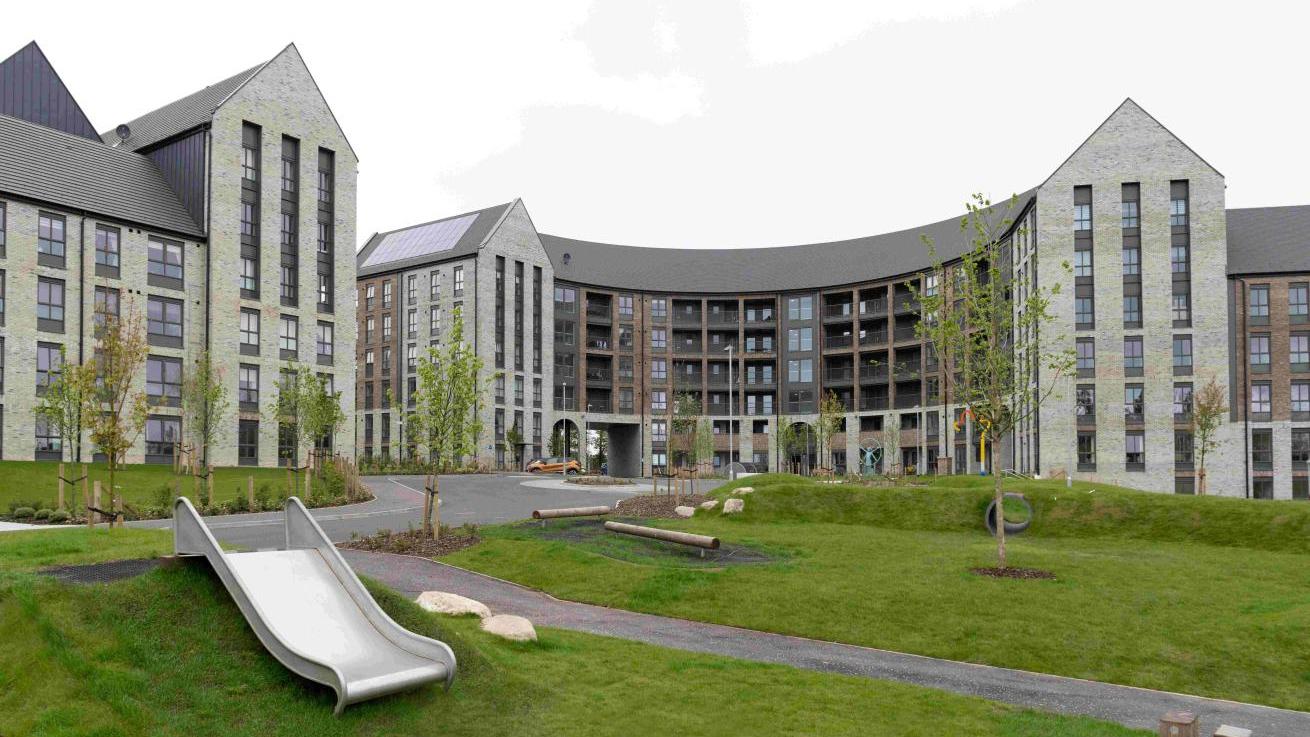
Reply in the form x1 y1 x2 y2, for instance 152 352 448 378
724 343 735 479
585 403 592 474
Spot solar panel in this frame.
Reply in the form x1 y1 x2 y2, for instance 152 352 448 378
362 214 477 268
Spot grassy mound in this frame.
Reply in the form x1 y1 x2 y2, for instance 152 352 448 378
710 473 1310 553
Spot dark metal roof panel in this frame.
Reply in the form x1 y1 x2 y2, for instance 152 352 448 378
541 192 1035 293
1226 205 1310 276
0 114 203 237
102 62 265 152
0 41 100 141
356 202 515 276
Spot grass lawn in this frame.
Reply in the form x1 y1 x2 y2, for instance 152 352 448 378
445 473 1310 711
0 460 296 514
0 530 1144 736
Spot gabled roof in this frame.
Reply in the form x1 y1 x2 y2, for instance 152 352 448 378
356 202 516 277
102 60 267 151
1226 204 1310 276
0 41 99 140
0 114 203 237
540 193 1035 293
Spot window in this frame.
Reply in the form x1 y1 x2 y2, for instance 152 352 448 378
555 320 575 346
787 296 813 320
1175 430 1194 468
1125 432 1145 469
1249 285 1270 321
1076 338 1095 376
317 322 334 362
555 286 576 310
281 136 298 193
1250 382 1271 417
36 343 62 394
651 390 667 411
0 270 5 322
0 201 5 251
146 356 182 406
281 263 297 303
430 270 440 300
1170 197 1188 226
1121 200 1139 228
145 236 184 284
365 316 375 343
1075 385 1095 420
38 213 66 259
147 297 183 345
429 306 439 335
241 256 258 293
406 344 417 370
382 314 392 341
238 420 259 465
618 295 633 317
232 319 259 367
1174 383 1193 420
318 273 331 308
1075 296 1094 328
788 327 813 351
1252 476 1274 500
382 347 392 373
1122 245 1140 276
382 281 392 309
1124 385 1144 422
454 266 464 296
1291 283 1309 321
36 416 62 459
1251 428 1273 470
242 128 259 180
1173 335 1192 374
1292 382 1310 418
1292 334 1309 370
650 298 666 319
652 420 668 443
1123 295 1140 326
651 328 666 349
1171 293 1190 324
651 358 667 381
1073 203 1091 231
925 274 939 297
366 284 376 310
1124 336 1143 376
1296 477 1310 501
1074 250 1092 278
407 309 417 338
787 359 813 383
317 149 334 204
95 225 120 271
37 277 65 327
239 364 259 408
1293 428 1310 468
280 316 298 353
407 274 417 304
1250 334 1271 372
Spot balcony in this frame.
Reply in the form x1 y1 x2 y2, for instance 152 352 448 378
674 341 703 354
673 311 703 326
824 334 853 350
744 310 775 326
744 341 775 354
860 362 889 381
894 296 920 314
745 375 776 388
894 392 921 409
708 310 740 325
893 325 920 342
859 395 889 411
783 400 810 414
824 366 854 384
586 400 612 413
859 329 887 346
674 372 703 388
585 367 612 384
859 298 886 316
707 400 732 416
585 304 611 323
892 361 920 380
706 372 730 386
585 336 612 351
823 303 854 321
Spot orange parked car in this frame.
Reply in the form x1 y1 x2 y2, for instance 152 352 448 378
524 457 582 474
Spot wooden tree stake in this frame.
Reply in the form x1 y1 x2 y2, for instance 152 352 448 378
247 476 255 509
58 462 66 511
92 481 102 527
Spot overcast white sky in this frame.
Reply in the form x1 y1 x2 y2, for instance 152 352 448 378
4 1 1306 250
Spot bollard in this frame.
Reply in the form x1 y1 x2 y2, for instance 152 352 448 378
1158 711 1198 737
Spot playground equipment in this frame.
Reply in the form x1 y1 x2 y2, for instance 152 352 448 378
984 492 1033 536
859 441 883 476
604 521 719 553
173 496 456 714
532 505 611 525
953 407 992 475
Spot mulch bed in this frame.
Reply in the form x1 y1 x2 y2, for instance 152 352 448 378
338 529 481 557
565 475 635 486
970 566 1056 580
613 494 709 519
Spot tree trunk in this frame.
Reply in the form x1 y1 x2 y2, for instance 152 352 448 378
992 443 1006 569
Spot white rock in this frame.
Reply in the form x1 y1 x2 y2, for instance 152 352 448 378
674 505 696 518
722 498 744 514
1213 727 1252 737
480 614 537 642
733 486 755 495
415 591 490 619
699 500 719 510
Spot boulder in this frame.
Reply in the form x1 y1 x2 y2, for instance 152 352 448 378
1213 727 1252 737
722 498 745 514
415 591 490 619
733 486 755 495
699 500 719 510
481 614 537 642
674 505 696 518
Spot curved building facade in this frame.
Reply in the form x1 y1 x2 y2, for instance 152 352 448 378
356 99 1310 499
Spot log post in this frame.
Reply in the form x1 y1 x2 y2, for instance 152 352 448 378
421 476 432 536
58 462 66 511
247 476 255 509
207 465 214 508
92 481 102 528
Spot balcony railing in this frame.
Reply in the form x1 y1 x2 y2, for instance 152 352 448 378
707 401 732 416
859 395 889 411
708 311 740 325
744 311 775 324
894 392 921 409
587 400 612 413
674 373 703 387
859 330 887 346
893 325 920 342
586 305 611 321
673 311 703 325
824 334 852 350
824 366 854 382
894 296 920 314
892 361 920 380
586 337 612 351
674 341 703 354
585 368 612 383
824 303 853 320
859 298 886 316
745 342 774 354
860 363 889 381
745 375 776 387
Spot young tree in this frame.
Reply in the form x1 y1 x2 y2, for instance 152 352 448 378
920 193 1074 569
883 416 902 477
36 346 92 462
1191 375 1228 496
181 350 229 467
277 366 345 475
410 307 489 471
816 390 845 472
671 392 702 469
83 303 150 510
503 423 525 470
693 417 714 474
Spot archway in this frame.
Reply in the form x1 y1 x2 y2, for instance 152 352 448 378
782 421 817 475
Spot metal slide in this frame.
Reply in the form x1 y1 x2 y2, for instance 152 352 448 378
173 496 456 714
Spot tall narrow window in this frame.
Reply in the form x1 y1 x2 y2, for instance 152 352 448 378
240 309 260 353
1249 285 1270 323
1170 195 1188 226
241 256 258 295
1122 245 1140 276
36 342 62 395
1172 335 1192 375
37 277 65 330
38 212 66 262
1292 283 1310 322
1124 336 1143 377
454 266 465 296
146 297 183 347
238 420 259 465
1250 382 1271 418
239 364 260 409
95 225 121 275
317 322 334 363
1076 338 1095 377
147 237 184 285
280 316 299 355
146 356 183 406
1125 432 1145 469
1250 334 1271 373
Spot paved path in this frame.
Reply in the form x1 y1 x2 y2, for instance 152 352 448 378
0 520 55 532
343 549 1310 736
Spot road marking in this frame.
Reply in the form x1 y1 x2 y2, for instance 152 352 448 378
386 476 428 497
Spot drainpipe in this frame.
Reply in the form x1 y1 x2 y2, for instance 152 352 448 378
203 129 214 467
1238 278 1250 498
75 216 86 463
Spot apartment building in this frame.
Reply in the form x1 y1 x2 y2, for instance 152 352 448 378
365 99 1310 499
0 41 356 466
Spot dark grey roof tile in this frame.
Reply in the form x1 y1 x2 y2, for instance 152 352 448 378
356 202 515 276
1226 205 1310 276
101 62 265 151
